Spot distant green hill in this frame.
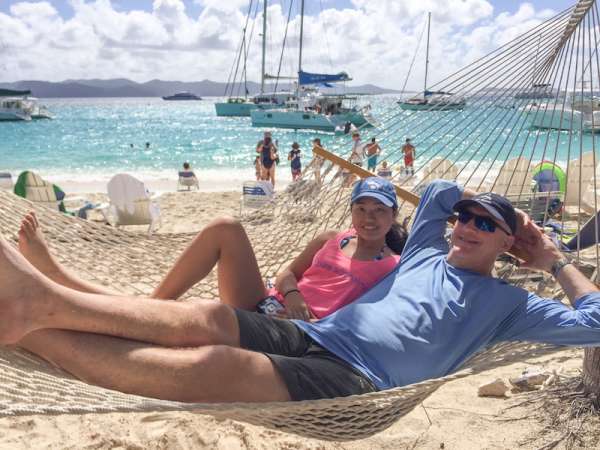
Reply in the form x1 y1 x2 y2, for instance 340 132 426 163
0 79 402 98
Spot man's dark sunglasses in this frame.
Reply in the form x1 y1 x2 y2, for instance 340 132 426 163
456 210 511 235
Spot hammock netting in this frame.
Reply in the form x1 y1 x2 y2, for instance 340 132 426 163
1 0 599 441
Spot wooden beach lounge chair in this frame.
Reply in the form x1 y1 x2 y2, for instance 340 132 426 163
177 170 199 191
565 152 596 210
490 156 534 196
0 172 13 190
105 173 161 233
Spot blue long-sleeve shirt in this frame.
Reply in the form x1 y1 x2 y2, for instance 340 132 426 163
295 180 600 390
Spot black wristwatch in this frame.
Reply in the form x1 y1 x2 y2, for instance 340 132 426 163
550 258 571 278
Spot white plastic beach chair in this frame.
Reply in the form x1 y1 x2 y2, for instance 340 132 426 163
105 173 161 234
491 157 534 196
0 172 13 190
240 180 274 215
177 171 199 191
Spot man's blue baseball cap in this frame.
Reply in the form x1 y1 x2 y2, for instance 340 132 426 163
351 177 398 208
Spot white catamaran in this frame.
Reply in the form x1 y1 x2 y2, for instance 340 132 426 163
215 1 295 117
0 89 52 121
250 0 375 132
398 13 466 111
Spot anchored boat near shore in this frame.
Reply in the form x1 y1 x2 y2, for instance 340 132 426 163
162 92 202 101
0 89 52 121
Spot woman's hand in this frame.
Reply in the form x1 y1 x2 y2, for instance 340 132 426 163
279 292 311 321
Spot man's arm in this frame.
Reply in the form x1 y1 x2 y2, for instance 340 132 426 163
516 222 598 304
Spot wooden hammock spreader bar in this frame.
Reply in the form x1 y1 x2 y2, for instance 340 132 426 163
312 145 421 206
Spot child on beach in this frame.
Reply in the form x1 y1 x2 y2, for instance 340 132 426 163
377 161 393 180
254 155 262 181
288 142 302 181
19 177 407 322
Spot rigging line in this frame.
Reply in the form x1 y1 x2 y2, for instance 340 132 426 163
364 5 562 155
399 13 428 98
330 4 571 164
228 0 256 97
423 5 575 93
386 10 568 146
589 2 600 271
242 0 261 94
421 9 572 100
330 4 570 168
482 28 575 199
383 18 570 191
318 0 334 70
376 12 569 167
235 0 260 97
274 0 295 93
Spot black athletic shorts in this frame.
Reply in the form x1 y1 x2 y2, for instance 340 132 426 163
235 309 377 401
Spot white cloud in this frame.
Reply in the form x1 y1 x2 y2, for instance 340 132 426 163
0 0 566 89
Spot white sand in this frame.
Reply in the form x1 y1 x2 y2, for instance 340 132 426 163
0 189 588 449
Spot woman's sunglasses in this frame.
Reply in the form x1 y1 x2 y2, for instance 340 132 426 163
456 210 511 235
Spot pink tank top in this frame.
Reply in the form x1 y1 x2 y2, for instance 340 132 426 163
270 230 401 319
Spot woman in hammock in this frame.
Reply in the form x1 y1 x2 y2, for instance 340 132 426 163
18 177 407 321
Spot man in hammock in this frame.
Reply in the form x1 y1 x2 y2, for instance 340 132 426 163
1 179 600 403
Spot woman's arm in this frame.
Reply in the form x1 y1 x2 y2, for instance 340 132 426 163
274 230 337 319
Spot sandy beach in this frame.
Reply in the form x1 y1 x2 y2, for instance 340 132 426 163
0 188 594 449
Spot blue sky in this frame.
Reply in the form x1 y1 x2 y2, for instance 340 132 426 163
0 0 577 19
0 0 581 86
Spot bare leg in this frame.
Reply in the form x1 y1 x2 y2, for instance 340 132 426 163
0 237 239 347
152 217 266 310
18 211 119 295
19 329 291 402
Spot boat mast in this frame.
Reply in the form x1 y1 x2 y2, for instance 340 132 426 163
296 0 305 100
424 12 431 94
260 0 267 94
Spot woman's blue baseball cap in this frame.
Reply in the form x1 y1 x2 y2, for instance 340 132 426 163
351 177 398 208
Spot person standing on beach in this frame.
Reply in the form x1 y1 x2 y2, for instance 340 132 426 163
401 138 415 175
366 138 382 172
288 142 302 181
256 132 278 187
349 131 364 168
344 131 365 187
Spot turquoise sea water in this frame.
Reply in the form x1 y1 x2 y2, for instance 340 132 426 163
2 95 600 190
0 96 381 186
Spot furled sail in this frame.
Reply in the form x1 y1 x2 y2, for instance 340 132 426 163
298 70 351 85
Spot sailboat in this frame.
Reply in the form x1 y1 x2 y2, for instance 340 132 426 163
214 1 295 117
250 0 375 132
398 13 466 111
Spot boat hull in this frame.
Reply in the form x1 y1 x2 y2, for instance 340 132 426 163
399 101 466 111
250 109 372 132
529 106 600 132
0 111 30 121
215 102 258 117
215 102 287 117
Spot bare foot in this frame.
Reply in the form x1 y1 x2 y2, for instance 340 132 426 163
18 212 64 281
0 237 48 344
